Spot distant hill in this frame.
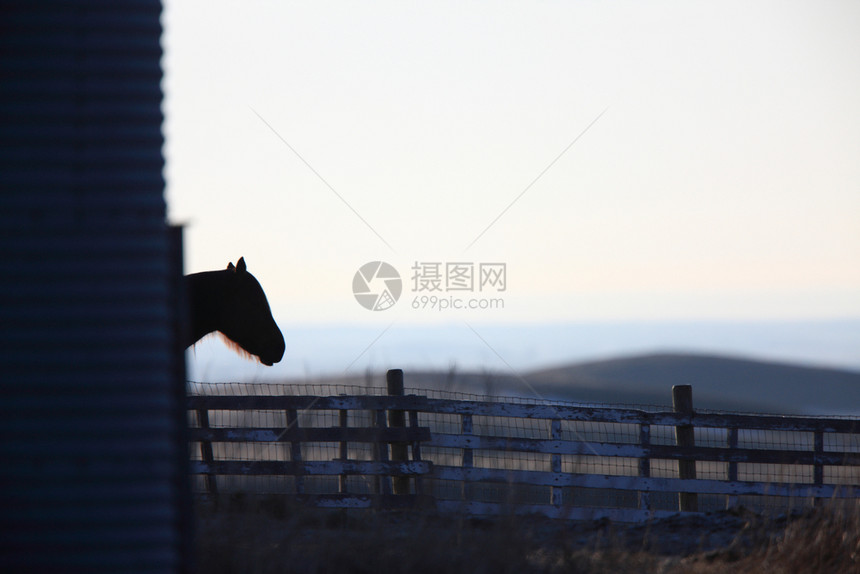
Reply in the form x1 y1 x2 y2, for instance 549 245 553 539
524 353 860 415
394 353 860 415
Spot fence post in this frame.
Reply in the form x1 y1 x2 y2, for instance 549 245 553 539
550 419 563 507
387 369 410 495
461 413 474 501
726 427 738 509
813 429 824 506
196 408 217 496
673 385 698 512
286 409 304 495
374 406 391 496
339 408 349 493
638 423 651 511
409 409 424 495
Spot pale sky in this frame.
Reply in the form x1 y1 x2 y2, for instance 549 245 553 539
162 1 860 335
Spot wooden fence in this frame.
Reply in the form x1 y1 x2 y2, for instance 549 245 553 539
188 370 860 522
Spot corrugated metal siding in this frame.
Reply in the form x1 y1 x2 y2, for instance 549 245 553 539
0 2 186 572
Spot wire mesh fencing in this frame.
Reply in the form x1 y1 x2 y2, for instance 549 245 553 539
187 376 860 520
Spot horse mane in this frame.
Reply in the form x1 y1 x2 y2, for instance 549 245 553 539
189 331 261 364
217 331 260 364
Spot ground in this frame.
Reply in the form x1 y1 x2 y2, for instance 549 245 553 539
193 497 860 573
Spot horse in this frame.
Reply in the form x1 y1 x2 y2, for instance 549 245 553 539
184 257 285 366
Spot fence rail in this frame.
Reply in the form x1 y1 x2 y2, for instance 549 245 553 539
188 370 860 522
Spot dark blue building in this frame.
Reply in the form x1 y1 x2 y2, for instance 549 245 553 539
1 2 189 571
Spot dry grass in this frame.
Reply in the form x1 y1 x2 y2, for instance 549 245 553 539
680 502 860 573
192 495 860 574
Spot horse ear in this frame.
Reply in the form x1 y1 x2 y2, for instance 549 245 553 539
236 257 246 273
227 262 236 271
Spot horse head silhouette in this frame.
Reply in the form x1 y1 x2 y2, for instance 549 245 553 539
184 257 285 366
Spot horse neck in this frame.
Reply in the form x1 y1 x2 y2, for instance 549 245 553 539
184 270 228 347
